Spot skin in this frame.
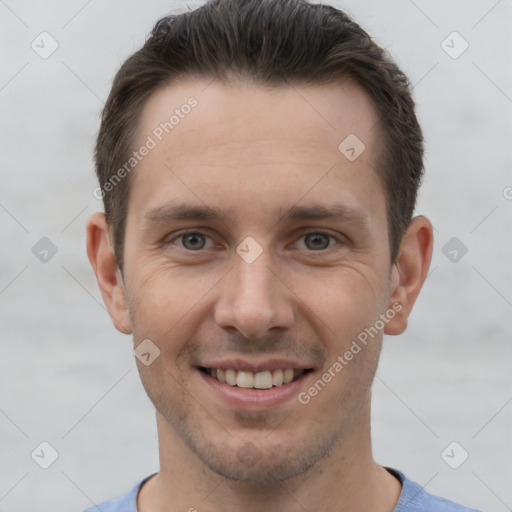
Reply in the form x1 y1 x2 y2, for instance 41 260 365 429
87 77 433 512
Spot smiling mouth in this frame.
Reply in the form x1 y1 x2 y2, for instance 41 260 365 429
199 367 313 389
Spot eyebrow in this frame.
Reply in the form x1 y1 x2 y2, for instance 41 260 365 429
143 201 370 228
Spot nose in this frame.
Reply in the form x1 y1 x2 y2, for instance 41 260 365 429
213 246 295 341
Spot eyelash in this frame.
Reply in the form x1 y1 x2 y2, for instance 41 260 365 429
165 229 343 253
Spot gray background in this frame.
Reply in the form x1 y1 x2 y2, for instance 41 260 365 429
1 1 511 511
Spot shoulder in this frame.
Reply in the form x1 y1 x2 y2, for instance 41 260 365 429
81 474 156 512
388 468 482 512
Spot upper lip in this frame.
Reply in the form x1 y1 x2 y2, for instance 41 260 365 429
197 358 314 373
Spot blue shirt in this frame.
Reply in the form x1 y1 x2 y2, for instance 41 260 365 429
82 468 481 512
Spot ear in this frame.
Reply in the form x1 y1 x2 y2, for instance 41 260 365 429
86 212 133 334
384 216 434 336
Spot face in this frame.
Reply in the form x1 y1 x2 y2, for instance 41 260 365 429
105 78 404 482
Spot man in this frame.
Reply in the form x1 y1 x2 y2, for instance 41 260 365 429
85 0 480 510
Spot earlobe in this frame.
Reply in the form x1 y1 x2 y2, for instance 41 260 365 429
384 216 434 336
86 212 133 334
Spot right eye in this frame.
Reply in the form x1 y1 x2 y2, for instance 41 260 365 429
165 230 216 252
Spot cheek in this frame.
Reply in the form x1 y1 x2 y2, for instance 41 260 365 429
125 243 390 358
126 263 222 348
296 265 388 343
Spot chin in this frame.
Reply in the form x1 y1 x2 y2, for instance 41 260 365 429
182 426 341 485
200 447 319 484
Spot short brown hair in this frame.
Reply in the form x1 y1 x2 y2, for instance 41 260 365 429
95 0 424 270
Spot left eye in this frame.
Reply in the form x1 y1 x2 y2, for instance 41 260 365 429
298 232 337 251
179 232 212 251
171 231 338 252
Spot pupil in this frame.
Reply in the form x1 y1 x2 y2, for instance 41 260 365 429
183 233 205 250
306 233 329 250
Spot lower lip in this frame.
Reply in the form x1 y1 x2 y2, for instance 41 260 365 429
198 369 312 409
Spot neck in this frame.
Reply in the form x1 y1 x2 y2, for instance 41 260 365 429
138 396 402 512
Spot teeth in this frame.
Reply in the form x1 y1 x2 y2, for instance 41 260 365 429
272 369 284 386
236 371 254 389
225 369 237 386
283 368 294 384
207 368 306 388
254 370 273 389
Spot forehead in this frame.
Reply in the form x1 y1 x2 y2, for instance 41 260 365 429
138 77 379 157
129 77 384 223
